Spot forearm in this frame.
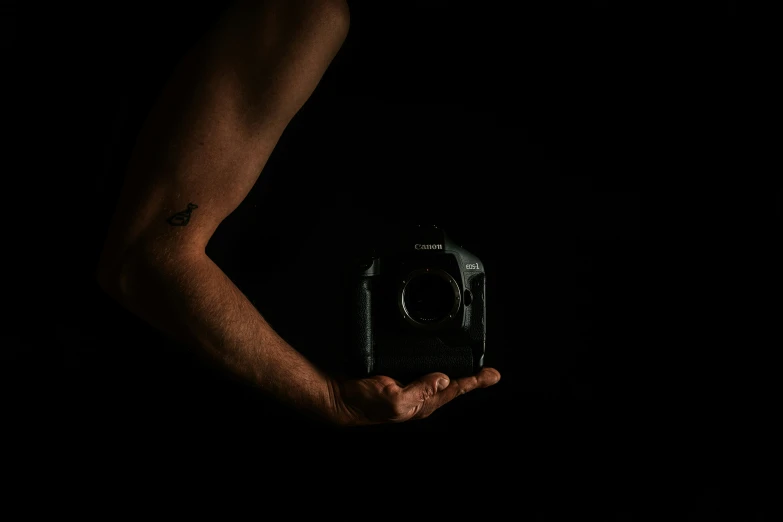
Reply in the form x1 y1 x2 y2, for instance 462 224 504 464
93 0 350 423
100 250 337 422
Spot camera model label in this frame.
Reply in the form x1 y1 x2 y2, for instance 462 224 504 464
414 244 443 250
465 263 480 270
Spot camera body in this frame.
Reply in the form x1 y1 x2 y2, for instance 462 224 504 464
347 224 486 383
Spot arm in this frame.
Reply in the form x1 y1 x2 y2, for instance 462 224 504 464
95 0 351 421
96 0 500 426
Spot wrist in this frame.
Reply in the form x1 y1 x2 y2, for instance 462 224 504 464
324 376 355 426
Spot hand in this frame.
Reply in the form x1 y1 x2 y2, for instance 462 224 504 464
328 368 501 426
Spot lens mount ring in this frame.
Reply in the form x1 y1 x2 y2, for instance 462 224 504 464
398 267 461 330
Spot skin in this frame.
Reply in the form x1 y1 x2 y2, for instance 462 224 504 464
95 0 500 426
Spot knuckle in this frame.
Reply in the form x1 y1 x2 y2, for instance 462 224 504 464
379 381 400 399
374 376 396 388
390 402 412 421
389 408 411 422
461 377 477 394
380 401 401 421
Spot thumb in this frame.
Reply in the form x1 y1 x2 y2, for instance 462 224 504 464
401 372 450 401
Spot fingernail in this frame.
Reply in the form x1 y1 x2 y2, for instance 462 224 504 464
437 378 449 391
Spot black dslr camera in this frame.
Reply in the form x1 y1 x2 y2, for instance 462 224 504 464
346 224 486 383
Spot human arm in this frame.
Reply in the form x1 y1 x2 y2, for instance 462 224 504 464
95 0 351 422
95 0 500 426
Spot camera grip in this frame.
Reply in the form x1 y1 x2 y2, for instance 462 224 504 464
348 276 374 377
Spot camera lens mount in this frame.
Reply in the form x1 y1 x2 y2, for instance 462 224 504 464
398 268 461 329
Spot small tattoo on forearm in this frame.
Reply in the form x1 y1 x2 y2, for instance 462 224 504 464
167 203 198 226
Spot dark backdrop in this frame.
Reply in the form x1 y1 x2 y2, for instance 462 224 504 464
9 2 643 444
4 2 757 518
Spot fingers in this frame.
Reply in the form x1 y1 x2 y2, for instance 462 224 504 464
437 367 500 404
458 367 501 392
396 372 450 418
397 368 501 420
337 368 500 425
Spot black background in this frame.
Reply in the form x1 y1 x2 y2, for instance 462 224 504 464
4 0 661 449
12 2 640 436
4 0 758 516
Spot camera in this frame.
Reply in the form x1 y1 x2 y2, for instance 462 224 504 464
346 223 486 383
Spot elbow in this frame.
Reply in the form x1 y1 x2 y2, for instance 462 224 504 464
94 243 145 303
94 253 130 303
95 241 204 303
